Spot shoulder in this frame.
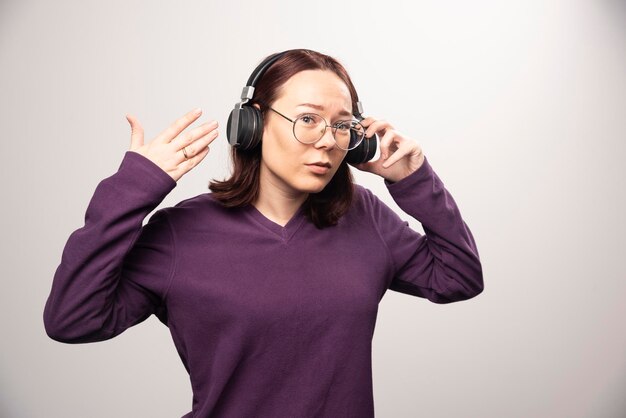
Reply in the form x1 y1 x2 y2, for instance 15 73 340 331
351 182 379 211
341 183 383 226
350 182 406 227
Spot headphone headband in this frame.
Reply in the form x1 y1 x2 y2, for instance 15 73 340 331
238 49 364 115
238 51 289 103
246 51 288 89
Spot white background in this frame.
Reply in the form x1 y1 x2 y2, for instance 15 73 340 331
1 0 625 417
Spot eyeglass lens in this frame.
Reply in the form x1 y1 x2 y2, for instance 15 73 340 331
293 114 365 150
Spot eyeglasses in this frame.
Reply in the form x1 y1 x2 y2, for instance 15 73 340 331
267 106 366 151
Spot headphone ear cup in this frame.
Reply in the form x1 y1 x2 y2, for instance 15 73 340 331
227 106 264 152
346 133 377 165
247 106 264 150
226 109 240 147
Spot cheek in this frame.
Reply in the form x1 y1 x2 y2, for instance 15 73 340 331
262 129 302 172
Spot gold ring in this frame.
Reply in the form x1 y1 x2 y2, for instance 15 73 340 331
182 146 189 159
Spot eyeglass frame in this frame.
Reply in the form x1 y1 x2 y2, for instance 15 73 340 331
266 106 366 151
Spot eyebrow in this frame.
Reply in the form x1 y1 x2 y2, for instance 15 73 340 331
296 103 352 118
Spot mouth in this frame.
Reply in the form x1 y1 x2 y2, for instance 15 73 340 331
305 163 331 174
306 162 332 168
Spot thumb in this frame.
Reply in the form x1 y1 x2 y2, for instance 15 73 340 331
125 113 144 150
353 160 381 176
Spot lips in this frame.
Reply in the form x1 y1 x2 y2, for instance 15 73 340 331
307 162 332 168
306 164 330 174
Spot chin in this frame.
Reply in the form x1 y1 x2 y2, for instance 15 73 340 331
298 184 327 194
294 178 331 194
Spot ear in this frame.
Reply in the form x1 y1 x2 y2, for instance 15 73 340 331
252 103 261 110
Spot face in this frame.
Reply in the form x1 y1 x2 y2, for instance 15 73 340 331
253 69 352 196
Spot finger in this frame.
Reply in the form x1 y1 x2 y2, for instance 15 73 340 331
126 114 144 150
382 141 409 168
378 129 398 161
155 108 203 144
364 119 392 140
177 143 210 176
358 116 377 126
173 121 219 164
172 119 218 150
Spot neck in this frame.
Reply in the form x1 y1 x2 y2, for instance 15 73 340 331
253 164 308 226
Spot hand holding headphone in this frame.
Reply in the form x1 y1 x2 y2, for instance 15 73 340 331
352 115 426 183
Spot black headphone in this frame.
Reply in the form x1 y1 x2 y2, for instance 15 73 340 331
226 49 377 165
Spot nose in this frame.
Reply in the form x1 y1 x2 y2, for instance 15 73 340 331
314 125 338 150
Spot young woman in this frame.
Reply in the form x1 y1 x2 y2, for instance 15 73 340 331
43 48 483 418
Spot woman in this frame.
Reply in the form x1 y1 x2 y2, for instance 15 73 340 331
43 48 483 418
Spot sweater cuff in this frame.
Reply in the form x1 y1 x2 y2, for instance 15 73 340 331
383 155 433 193
118 151 177 196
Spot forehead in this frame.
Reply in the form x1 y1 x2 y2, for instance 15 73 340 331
277 70 352 110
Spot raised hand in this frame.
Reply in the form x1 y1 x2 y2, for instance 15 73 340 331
352 116 424 183
125 108 219 182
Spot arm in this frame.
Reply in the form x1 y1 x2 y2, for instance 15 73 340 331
365 155 483 303
43 151 177 343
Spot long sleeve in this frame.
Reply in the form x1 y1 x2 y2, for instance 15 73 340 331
364 155 483 303
43 151 177 343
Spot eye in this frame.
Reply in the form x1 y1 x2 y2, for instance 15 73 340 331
334 121 351 131
298 114 321 125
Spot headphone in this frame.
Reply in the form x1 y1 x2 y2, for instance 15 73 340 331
226 49 377 165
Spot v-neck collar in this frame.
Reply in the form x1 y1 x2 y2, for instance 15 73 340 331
243 202 307 242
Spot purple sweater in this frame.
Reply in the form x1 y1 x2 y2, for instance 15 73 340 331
43 150 483 417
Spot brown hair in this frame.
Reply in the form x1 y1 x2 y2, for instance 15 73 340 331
208 48 360 229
